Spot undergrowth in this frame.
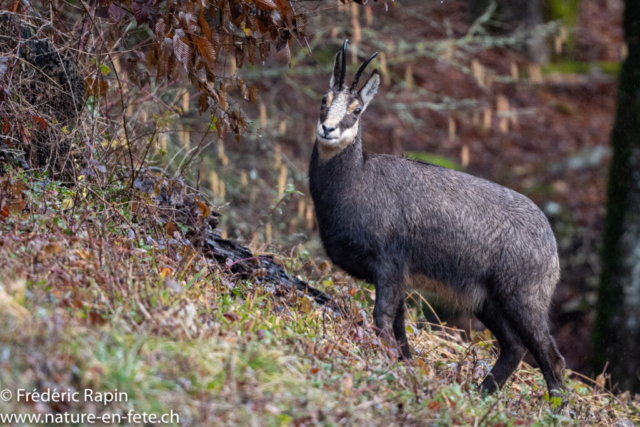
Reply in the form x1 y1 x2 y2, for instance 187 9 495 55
0 168 638 426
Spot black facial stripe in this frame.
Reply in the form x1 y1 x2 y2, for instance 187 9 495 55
338 114 357 132
319 107 329 123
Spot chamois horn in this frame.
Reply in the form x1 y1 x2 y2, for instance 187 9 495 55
339 39 349 88
351 52 379 91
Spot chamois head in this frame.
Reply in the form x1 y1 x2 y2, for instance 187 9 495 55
316 40 380 160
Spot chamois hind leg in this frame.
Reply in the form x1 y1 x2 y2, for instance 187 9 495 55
476 299 527 395
373 271 411 359
497 291 566 399
392 301 412 360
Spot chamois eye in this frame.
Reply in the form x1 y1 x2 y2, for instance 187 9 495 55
322 95 327 105
354 107 362 116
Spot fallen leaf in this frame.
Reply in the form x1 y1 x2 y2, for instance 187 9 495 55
160 266 174 278
32 115 47 129
44 242 63 255
8 179 27 197
318 260 331 272
61 198 73 210
427 401 441 411
223 312 240 322
342 375 353 396
76 249 91 260
165 221 178 237
298 297 311 313
8 198 26 213
198 201 210 218
88 311 106 325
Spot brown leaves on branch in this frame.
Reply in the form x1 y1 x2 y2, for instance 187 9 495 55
85 0 388 141
96 0 332 141
107 3 126 23
255 0 277 11
131 0 159 26
85 77 109 98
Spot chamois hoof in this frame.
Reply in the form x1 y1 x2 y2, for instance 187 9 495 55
477 379 499 397
549 388 570 413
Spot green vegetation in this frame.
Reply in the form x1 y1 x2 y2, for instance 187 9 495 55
1 169 637 425
406 152 463 171
544 0 581 27
542 61 621 77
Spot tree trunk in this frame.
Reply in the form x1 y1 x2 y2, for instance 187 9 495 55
592 0 640 393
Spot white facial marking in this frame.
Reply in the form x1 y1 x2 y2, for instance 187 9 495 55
324 92 349 127
338 121 358 145
316 91 351 143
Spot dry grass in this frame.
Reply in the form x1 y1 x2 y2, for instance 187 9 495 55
0 168 638 426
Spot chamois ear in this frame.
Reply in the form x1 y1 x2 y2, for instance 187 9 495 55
358 69 380 109
330 51 342 88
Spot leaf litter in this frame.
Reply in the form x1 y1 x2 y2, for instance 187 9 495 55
0 168 638 426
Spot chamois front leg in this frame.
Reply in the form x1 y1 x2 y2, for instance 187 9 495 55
373 275 411 360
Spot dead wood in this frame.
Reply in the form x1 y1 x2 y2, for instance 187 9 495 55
133 170 332 306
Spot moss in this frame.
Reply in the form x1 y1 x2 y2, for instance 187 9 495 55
542 60 621 77
544 0 581 26
544 0 581 52
405 152 463 171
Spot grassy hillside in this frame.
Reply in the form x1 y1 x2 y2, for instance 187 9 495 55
0 169 637 426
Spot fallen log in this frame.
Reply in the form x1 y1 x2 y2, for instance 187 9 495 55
133 170 332 306
203 233 332 306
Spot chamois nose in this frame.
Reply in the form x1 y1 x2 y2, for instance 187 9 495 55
322 124 336 136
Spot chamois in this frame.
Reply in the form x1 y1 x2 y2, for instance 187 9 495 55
308 41 565 397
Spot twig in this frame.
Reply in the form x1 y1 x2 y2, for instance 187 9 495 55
80 0 136 187
0 15 21 112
